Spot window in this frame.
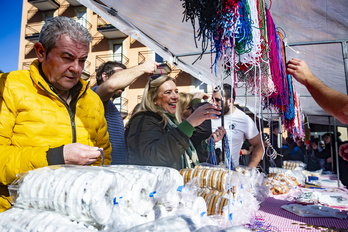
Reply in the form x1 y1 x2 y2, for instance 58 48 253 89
113 44 123 63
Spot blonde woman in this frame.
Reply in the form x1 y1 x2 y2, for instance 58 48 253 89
125 75 221 170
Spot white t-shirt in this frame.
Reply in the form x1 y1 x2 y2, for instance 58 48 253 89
211 108 259 167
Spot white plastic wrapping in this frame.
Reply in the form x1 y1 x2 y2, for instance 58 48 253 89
0 208 97 232
6 165 209 231
179 165 263 226
9 166 117 227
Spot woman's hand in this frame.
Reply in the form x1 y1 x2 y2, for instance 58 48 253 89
186 103 221 127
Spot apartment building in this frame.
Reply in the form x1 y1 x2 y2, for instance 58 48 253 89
18 0 207 121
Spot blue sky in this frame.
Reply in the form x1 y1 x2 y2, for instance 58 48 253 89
0 0 23 73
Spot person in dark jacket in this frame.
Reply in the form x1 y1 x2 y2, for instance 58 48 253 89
314 133 337 172
125 75 221 170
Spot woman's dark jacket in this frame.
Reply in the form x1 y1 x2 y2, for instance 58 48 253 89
125 111 194 170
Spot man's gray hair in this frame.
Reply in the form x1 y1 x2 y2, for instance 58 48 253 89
39 16 92 54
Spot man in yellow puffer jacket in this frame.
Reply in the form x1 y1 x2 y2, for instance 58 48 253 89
0 16 111 212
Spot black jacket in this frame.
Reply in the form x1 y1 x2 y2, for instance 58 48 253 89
125 111 191 170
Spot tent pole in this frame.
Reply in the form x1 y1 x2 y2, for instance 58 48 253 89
333 118 341 188
341 41 348 95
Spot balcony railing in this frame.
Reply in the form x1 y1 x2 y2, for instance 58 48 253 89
114 97 129 119
138 51 173 74
95 54 129 70
138 50 153 65
138 50 164 64
97 16 126 39
25 22 43 41
22 61 33 70
81 60 91 80
27 7 38 21
28 0 60 11
76 17 92 31
25 16 92 41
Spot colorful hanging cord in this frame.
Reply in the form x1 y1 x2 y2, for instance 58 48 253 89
207 137 218 165
180 0 305 140
224 134 235 170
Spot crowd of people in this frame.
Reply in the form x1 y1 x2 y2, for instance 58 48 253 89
0 16 348 213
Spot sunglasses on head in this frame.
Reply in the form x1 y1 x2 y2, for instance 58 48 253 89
148 74 161 81
148 74 161 89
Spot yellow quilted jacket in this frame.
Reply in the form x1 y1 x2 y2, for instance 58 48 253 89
0 60 111 212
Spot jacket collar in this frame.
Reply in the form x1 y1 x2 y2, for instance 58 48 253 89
29 59 89 97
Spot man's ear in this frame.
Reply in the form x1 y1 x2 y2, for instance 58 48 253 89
34 42 46 62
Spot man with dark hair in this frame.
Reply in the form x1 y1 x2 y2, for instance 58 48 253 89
94 60 158 164
211 84 264 168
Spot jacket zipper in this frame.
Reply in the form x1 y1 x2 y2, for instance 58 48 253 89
38 82 77 143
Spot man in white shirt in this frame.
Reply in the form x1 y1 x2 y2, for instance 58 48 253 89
211 84 264 168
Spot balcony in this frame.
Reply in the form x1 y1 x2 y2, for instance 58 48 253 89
22 61 33 70
25 22 43 41
138 51 172 74
81 60 91 80
97 16 126 39
65 0 81 6
28 0 60 11
114 97 129 119
95 54 129 70
75 17 92 31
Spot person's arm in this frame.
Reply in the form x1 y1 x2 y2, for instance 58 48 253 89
95 60 159 101
247 133 264 168
287 58 348 124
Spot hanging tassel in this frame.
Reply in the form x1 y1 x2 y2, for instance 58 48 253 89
224 134 235 171
207 137 218 165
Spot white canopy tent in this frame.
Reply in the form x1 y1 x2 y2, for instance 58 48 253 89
78 0 348 127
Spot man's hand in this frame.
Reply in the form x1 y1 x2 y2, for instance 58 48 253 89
211 126 226 143
339 143 348 161
140 60 159 74
63 143 103 165
287 58 316 85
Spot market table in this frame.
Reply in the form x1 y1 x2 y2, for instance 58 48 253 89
253 173 348 232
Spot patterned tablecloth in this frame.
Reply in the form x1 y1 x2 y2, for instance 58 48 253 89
255 178 348 232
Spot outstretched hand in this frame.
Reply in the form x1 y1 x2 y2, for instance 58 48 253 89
141 60 160 74
287 58 315 85
186 103 221 127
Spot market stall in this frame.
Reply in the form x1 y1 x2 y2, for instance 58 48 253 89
0 164 347 231
1 0 347 231
77 0 348 127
